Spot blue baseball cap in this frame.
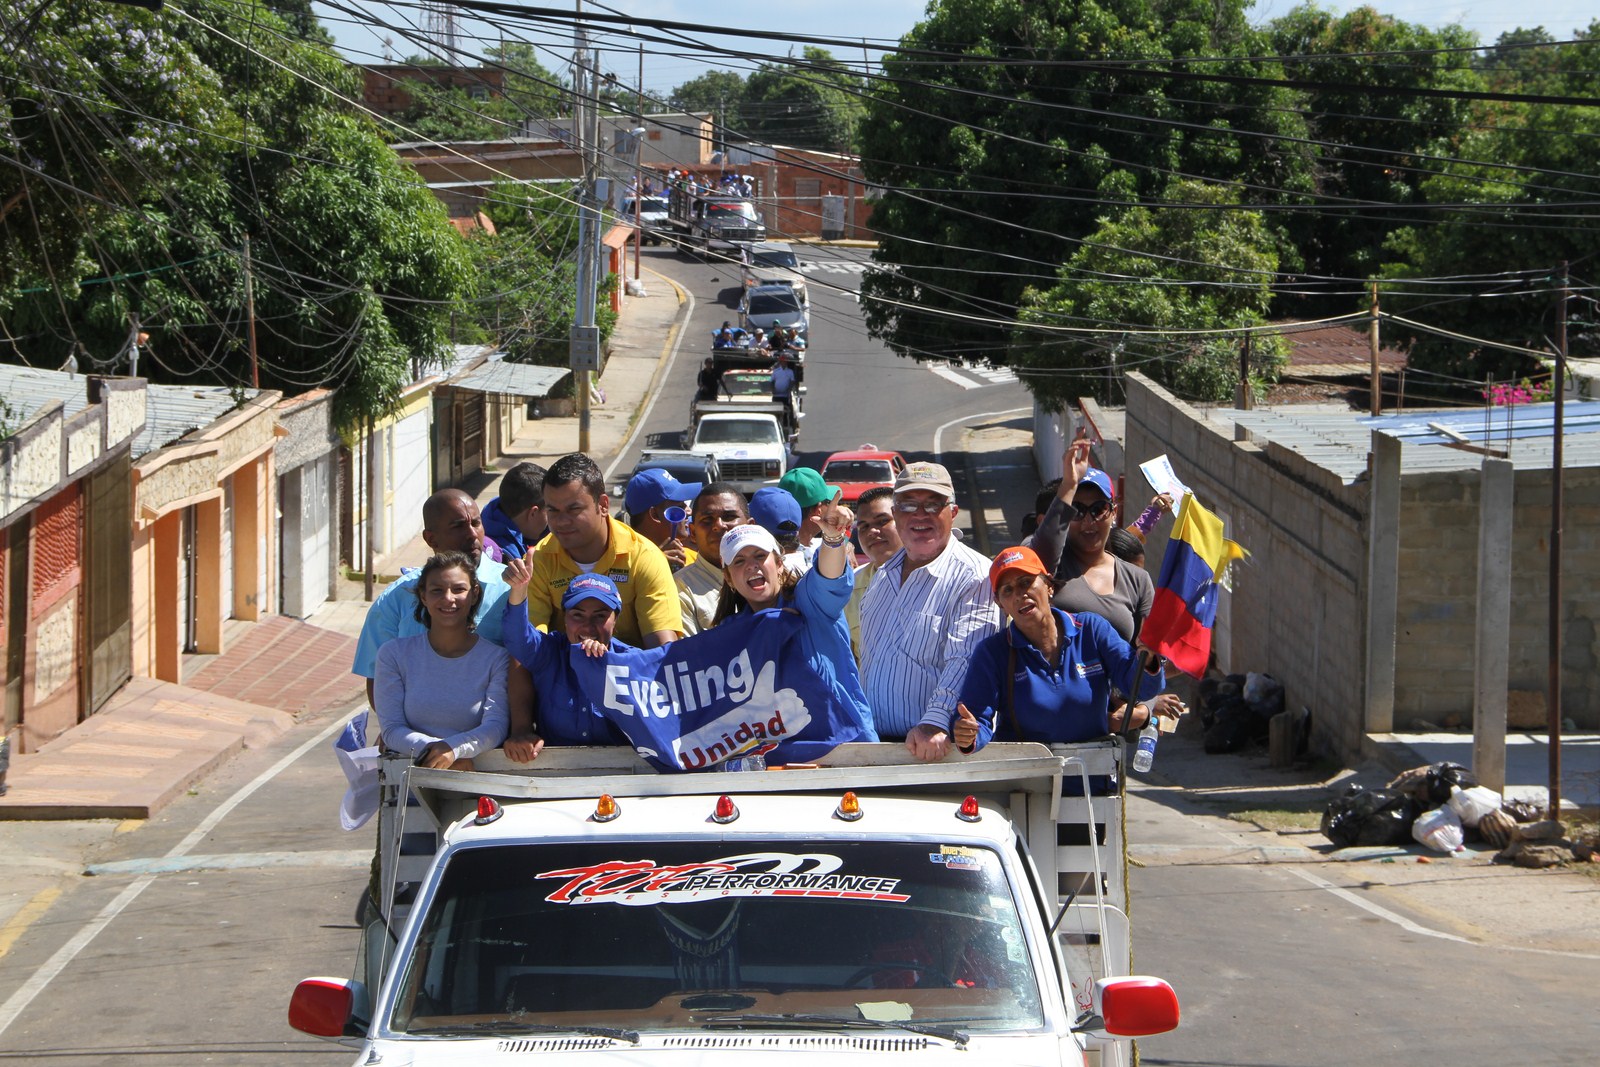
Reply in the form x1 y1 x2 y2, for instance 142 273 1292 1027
749 486 801 536
626 468 702 515
562 573 622 612
1078 468 1115 501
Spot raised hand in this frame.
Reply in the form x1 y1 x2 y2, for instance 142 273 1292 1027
503 553 532 593
817 490 853 543
952 703 978 751
1066 436 1092 487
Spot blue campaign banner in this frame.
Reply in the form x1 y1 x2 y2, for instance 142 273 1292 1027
569 609 870 771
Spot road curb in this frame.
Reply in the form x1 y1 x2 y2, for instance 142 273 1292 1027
602 269 694 481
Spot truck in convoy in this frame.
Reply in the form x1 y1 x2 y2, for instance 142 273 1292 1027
740 240 809 306
618 194 670 246
667 186 766 257
289 744 1179 1067
684 404 794 494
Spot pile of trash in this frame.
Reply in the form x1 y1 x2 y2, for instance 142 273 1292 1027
1321 761 1600 866
1197 672 1285 753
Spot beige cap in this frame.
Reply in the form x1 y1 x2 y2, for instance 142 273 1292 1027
893 461 955 498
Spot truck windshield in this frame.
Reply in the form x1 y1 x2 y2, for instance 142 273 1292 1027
753 250 799 269
707 202 758 221
387 842 1043 1034
748 291 802 316
695 419 781 445
637 198 667 213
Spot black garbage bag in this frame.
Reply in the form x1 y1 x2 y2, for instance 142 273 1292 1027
1422 762 1478 806
1203 703 1267 754
1321 785 1422 848
1243 673 1285 720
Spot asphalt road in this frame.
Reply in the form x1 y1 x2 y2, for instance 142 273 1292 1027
616 243 1034 537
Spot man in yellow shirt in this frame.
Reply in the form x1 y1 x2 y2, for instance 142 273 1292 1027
524 453 683 647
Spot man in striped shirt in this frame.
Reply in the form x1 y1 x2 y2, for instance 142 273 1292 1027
858 462 999 759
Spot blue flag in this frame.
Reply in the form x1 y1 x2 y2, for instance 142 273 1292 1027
569 609 870 771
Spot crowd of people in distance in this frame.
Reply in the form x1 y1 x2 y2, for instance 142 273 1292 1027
712 321 806 352
361 440 1190 774
662 168 755 199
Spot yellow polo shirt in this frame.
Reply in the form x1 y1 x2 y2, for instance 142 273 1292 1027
526 517 684 644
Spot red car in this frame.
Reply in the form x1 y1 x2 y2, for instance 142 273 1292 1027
820 446 907 505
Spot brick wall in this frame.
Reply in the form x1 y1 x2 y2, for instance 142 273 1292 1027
1125 375 1371 760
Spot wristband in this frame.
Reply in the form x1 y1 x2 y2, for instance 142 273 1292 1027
820 532 849 547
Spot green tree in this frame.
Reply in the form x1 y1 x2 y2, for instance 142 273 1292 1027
1014 181 1285 405
857 0 1313 372
668 70 747 119
1380 23 1600 387
739 48 864 152
0 1 235 311
465 181 615 397
1264 4 1485 302
1 1 470 428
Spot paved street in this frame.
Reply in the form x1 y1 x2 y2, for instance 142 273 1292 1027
0 250 1595 1065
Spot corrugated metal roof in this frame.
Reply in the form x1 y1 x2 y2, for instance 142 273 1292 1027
135 384 259 458
1216 399 1600 483
0 364 260 459
449 361 569 398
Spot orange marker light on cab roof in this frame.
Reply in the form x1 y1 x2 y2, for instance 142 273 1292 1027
711 795 739 824
834 791 863 821
956 795 982 822
593 794 621 823
474 796 503 826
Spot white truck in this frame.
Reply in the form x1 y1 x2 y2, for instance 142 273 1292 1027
289 744 1180 1066
684 407 792 495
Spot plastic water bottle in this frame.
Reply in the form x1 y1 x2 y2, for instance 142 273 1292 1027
1132 722 1160 773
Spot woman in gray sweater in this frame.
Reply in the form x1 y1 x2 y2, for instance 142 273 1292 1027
374 551 510 770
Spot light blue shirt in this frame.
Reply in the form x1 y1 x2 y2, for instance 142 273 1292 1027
858 539 999 739
351 554 510 679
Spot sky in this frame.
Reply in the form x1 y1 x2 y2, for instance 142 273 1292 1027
316 1 1598 100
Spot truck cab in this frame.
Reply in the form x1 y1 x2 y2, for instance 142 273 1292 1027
740 241 809 306
618 195 669 245
685 407 791 494
291 745 1179 1067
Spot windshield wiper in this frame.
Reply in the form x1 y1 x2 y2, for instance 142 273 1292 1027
408 1021 640 1043
703 1012 968 1048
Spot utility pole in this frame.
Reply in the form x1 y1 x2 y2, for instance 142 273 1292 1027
635 41 644 283
1547 262 1568 817
1369 280 1382 416
570 4 602 455
1237 332 1254 410
128 315 141 378
243 235 260 388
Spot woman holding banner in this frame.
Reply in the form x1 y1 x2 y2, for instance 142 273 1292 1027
711 492 880 742
499 568 632 747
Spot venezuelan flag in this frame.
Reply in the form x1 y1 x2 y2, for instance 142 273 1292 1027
1141 495 1245 678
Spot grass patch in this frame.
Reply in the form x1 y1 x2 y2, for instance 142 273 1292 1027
1201 799 1325 833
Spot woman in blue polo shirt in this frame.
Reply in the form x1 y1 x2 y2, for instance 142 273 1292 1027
951 545 1166 754
500 567 630 746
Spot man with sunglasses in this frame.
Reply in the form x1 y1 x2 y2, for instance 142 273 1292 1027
858 462 1000 758
625 468 701 572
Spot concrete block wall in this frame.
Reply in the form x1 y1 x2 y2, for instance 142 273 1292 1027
1395 467 1600 727
1124 375 1370 761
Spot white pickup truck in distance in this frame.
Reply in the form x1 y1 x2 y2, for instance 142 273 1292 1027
685 409 790 494
289 744 1181 1067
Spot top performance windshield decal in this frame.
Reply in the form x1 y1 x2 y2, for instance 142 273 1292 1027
534 851 911 906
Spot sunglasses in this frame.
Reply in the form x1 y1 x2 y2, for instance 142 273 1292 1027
1070 500 1113 522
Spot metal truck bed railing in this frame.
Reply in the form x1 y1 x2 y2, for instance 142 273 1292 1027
375 740 1128 955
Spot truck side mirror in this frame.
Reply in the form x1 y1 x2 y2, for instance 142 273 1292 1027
288 977 366 1039
1072 976 1180 1037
